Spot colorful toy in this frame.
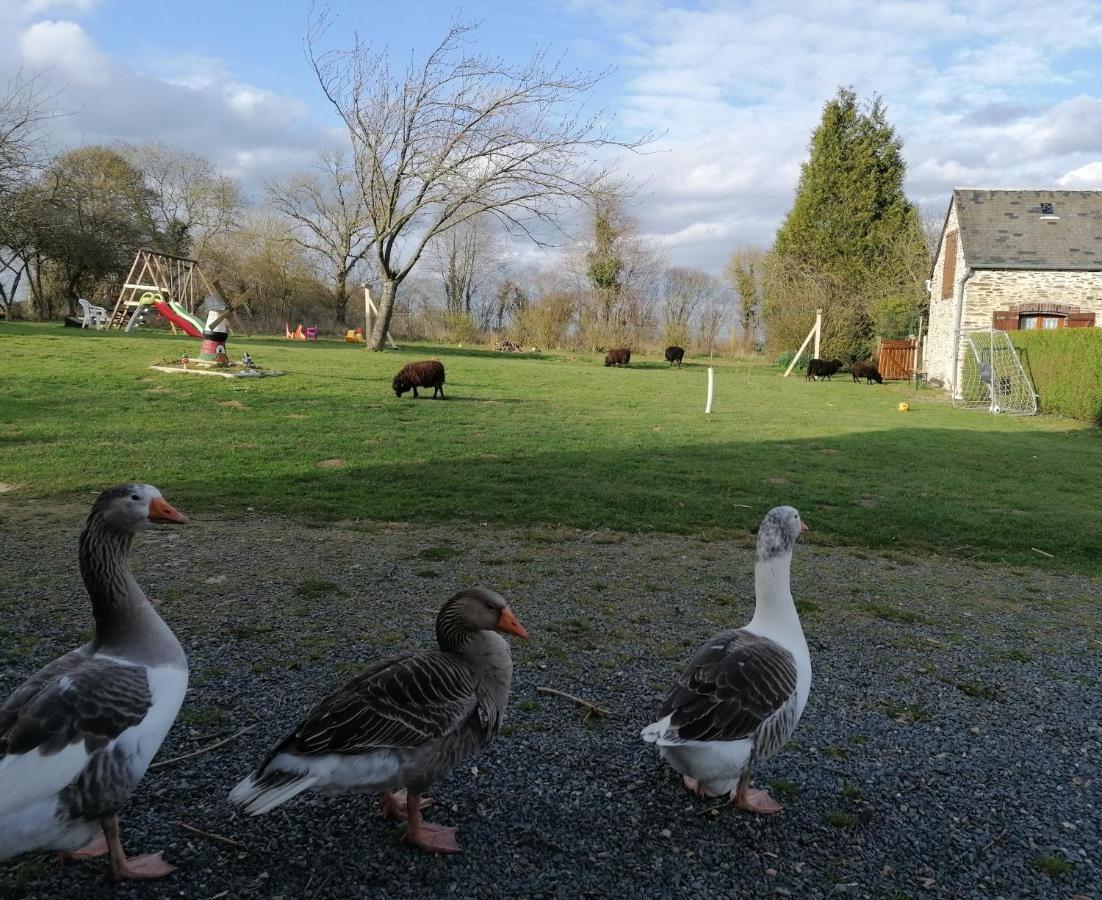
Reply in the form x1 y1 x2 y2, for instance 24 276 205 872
345 328 365 343
898 402 910 412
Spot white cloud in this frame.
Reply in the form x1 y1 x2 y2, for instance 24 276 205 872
18 20 109 84
1058 161 1102 188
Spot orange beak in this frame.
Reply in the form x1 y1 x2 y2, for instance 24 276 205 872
799 521 810 534
148 496 189 524
496 607 529 639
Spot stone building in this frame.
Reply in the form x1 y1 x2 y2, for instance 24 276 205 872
925 189 1102 392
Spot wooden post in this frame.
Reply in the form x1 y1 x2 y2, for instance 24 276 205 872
812 308 822 360
705 367 715 414
363 284 373 349
783 322 818 377
915 316 925 373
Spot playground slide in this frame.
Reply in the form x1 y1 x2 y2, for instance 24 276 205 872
153 300 204 338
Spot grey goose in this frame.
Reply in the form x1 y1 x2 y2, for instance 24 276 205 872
0 484 189 879
230 587 528 853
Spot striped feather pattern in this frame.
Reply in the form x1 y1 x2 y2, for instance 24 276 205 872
658 629 797 743
272 651 479 759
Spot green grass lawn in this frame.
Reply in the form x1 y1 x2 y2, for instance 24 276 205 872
2 321 1100 575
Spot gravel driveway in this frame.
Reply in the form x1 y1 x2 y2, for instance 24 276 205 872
1 501 1098 899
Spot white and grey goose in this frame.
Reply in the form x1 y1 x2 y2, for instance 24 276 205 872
0 484 189 879
642 506 810 813
230 587 528 853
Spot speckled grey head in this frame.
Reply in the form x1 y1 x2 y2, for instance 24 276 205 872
755 506 807 561
88 483 188 532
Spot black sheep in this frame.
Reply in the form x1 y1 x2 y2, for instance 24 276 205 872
806 358 844 381
393 360 446 398
664 345 685 367
850 361 883 384
604 348 631 367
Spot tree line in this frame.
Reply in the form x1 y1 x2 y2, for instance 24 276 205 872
2 16 931 358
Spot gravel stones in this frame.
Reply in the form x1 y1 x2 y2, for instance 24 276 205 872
0 504 1098 898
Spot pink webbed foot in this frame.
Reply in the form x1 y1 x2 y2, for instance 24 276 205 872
403 821 461 854
58 832 109 861
381 790 434 821
401 792 460 853
109 851 176 880
730 786 784 815
682 775 713 798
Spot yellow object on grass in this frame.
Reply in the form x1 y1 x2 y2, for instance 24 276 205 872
345 329 365 343
898 402 910 412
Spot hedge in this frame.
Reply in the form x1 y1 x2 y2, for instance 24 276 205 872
1009 328 1102 424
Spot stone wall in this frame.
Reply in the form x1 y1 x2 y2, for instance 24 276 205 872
961 270 1102 331
925 202 963 385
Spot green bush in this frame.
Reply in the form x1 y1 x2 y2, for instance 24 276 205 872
1010 329 1102 423
775 349 803 370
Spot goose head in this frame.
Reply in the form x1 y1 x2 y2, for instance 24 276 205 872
91 483 189 532
755 505 808 562
439 587 529 643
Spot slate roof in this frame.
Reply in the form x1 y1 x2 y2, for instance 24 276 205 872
952 189 1102 270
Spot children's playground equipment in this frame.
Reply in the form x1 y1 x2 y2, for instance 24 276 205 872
285 323 318 341
345 327 366 343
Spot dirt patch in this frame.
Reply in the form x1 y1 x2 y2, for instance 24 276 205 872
317 458 346 468
218 400 246 410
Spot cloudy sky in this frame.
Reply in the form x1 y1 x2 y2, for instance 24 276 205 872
4 0 1102 273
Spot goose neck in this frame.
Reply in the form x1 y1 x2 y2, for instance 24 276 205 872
751 552 798 629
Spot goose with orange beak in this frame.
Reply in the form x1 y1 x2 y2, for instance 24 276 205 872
0 484 189 880
643 506 812 814
231 587 528 853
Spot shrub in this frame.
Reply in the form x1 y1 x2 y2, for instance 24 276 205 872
1010 329 1102 423
775 350 804 371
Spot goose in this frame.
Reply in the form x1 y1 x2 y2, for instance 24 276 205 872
642 506 810 813
230 587 528 853
0 484 189 879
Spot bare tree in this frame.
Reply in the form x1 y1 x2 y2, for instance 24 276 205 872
662 267 714 327
267 148 372 325
0 70 58 315
120 141 241 257
429 212 497 318
724 246 767 352
306 13 644 349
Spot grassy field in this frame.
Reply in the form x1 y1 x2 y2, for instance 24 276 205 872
2 321 1100 575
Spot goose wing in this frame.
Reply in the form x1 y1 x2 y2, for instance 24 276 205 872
658 629 797 743
276 650 478 757
0 651 151 815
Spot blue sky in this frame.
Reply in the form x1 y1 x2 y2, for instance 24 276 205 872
3 0 1102 273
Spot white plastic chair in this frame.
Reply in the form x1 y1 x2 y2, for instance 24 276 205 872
78 298 108 329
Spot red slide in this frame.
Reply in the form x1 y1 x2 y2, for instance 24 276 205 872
153 300 204 338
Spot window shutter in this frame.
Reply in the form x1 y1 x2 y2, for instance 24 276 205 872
940 231 958 300
992 310 1018 331
1067 311 1097 328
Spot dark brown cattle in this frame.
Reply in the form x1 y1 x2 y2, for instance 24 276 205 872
393 360 446 398
850 361 883 384
664 346 685 367
604 348 631 367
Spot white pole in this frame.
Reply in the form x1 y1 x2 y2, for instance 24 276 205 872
812 307 822 360
705 367 715 414
783 324 817 377
363 284 373 349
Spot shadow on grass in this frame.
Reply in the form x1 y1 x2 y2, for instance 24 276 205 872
159 424 1101 576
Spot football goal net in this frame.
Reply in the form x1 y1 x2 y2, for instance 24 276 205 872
955 329 1037 415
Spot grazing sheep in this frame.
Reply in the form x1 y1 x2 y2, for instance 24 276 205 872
806 358 844 381
604 348 631 367
851 361 883 384
393 360 446 398
664 345 685 367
